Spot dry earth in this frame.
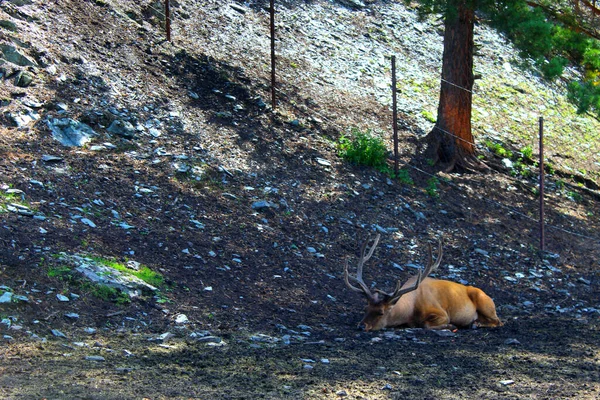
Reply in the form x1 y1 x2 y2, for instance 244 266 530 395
1 0 599 399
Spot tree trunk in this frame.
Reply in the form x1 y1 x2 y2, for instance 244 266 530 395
425 2 478 171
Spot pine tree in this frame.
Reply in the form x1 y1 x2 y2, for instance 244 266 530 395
407 0 600 171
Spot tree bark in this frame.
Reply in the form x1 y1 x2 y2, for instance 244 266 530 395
425 2 478 171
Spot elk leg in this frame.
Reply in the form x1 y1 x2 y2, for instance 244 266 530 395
421 310 455 330
473 290 503 327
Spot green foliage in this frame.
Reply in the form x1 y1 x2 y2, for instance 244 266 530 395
426 177 440 198
338 128 388 168
47 266 73 279
567 190 583 202
520 145 533 160
551 26 588 61
540 56 569 80
395 168 414 186
567 80 600 117
490 3 553 59
421 110 436 123
485 141 539 178
90 256 164 287
91 285 130 305
583 45 600 71
485 140 513 159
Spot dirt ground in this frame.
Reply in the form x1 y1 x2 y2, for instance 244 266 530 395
1 0 599 399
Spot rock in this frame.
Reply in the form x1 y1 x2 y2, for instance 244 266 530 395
0 20 17 32
174 314 189 324
578 277 591 285
153 332 174 343
250 334 280 343
56 294 69 302
0 44 37 66
432 329 456 337
230 4 246 14
80 218 96 228
339 0 366 9
5 110 40 127
51 329 67 338
12 294 29 302
14 70 34 87
0 292 13 303
47 118 97 147
316 157 331 166
474 248 489 257
195 336 223 343
85 355 106 362
41 154 63 162
107 119 136 138
251 200 279 211
62 254 158 298
7 203 33 216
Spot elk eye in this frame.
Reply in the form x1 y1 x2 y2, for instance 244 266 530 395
377 310 385 316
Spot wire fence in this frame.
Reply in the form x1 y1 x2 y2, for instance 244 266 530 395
123 0 600 245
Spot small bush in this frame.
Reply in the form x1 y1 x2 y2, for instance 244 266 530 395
395 168 414 185
338 128 388 168
520 145 534 160
426 177 440 198
485 140 513 159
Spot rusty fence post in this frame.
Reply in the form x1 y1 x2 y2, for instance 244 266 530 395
270 0 276 109
391 55 399 176
165 0 171 42
539 116 545 251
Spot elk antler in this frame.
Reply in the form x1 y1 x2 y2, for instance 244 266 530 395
375 238 443 304
344 234 381 301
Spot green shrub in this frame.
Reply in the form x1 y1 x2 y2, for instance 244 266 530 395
540 56 568 79
568 80 600 117
395 168 414 185
520 145 533 160
338 128 388 168
426 177 440 198
485 140 513 159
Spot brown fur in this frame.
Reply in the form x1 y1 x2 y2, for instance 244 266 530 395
360 277 502 332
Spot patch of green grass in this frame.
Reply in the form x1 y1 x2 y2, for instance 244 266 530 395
47 266 73 279
0 188 33 213
567 191 583 202
90 256 164 287
485 140 514 159
338 128 388 168
520 145 534 160
421 110 436 123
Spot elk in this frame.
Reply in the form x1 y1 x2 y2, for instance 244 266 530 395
344 234 503 332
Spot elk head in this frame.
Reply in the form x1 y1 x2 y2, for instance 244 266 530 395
344 234 442 331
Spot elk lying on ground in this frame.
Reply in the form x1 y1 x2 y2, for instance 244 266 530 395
344 234 503 332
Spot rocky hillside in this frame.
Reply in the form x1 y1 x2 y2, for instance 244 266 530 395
1 1 599 399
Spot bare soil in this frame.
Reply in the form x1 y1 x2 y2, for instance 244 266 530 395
1 1 599 399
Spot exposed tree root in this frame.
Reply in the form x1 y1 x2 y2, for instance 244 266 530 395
422 129 490 174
